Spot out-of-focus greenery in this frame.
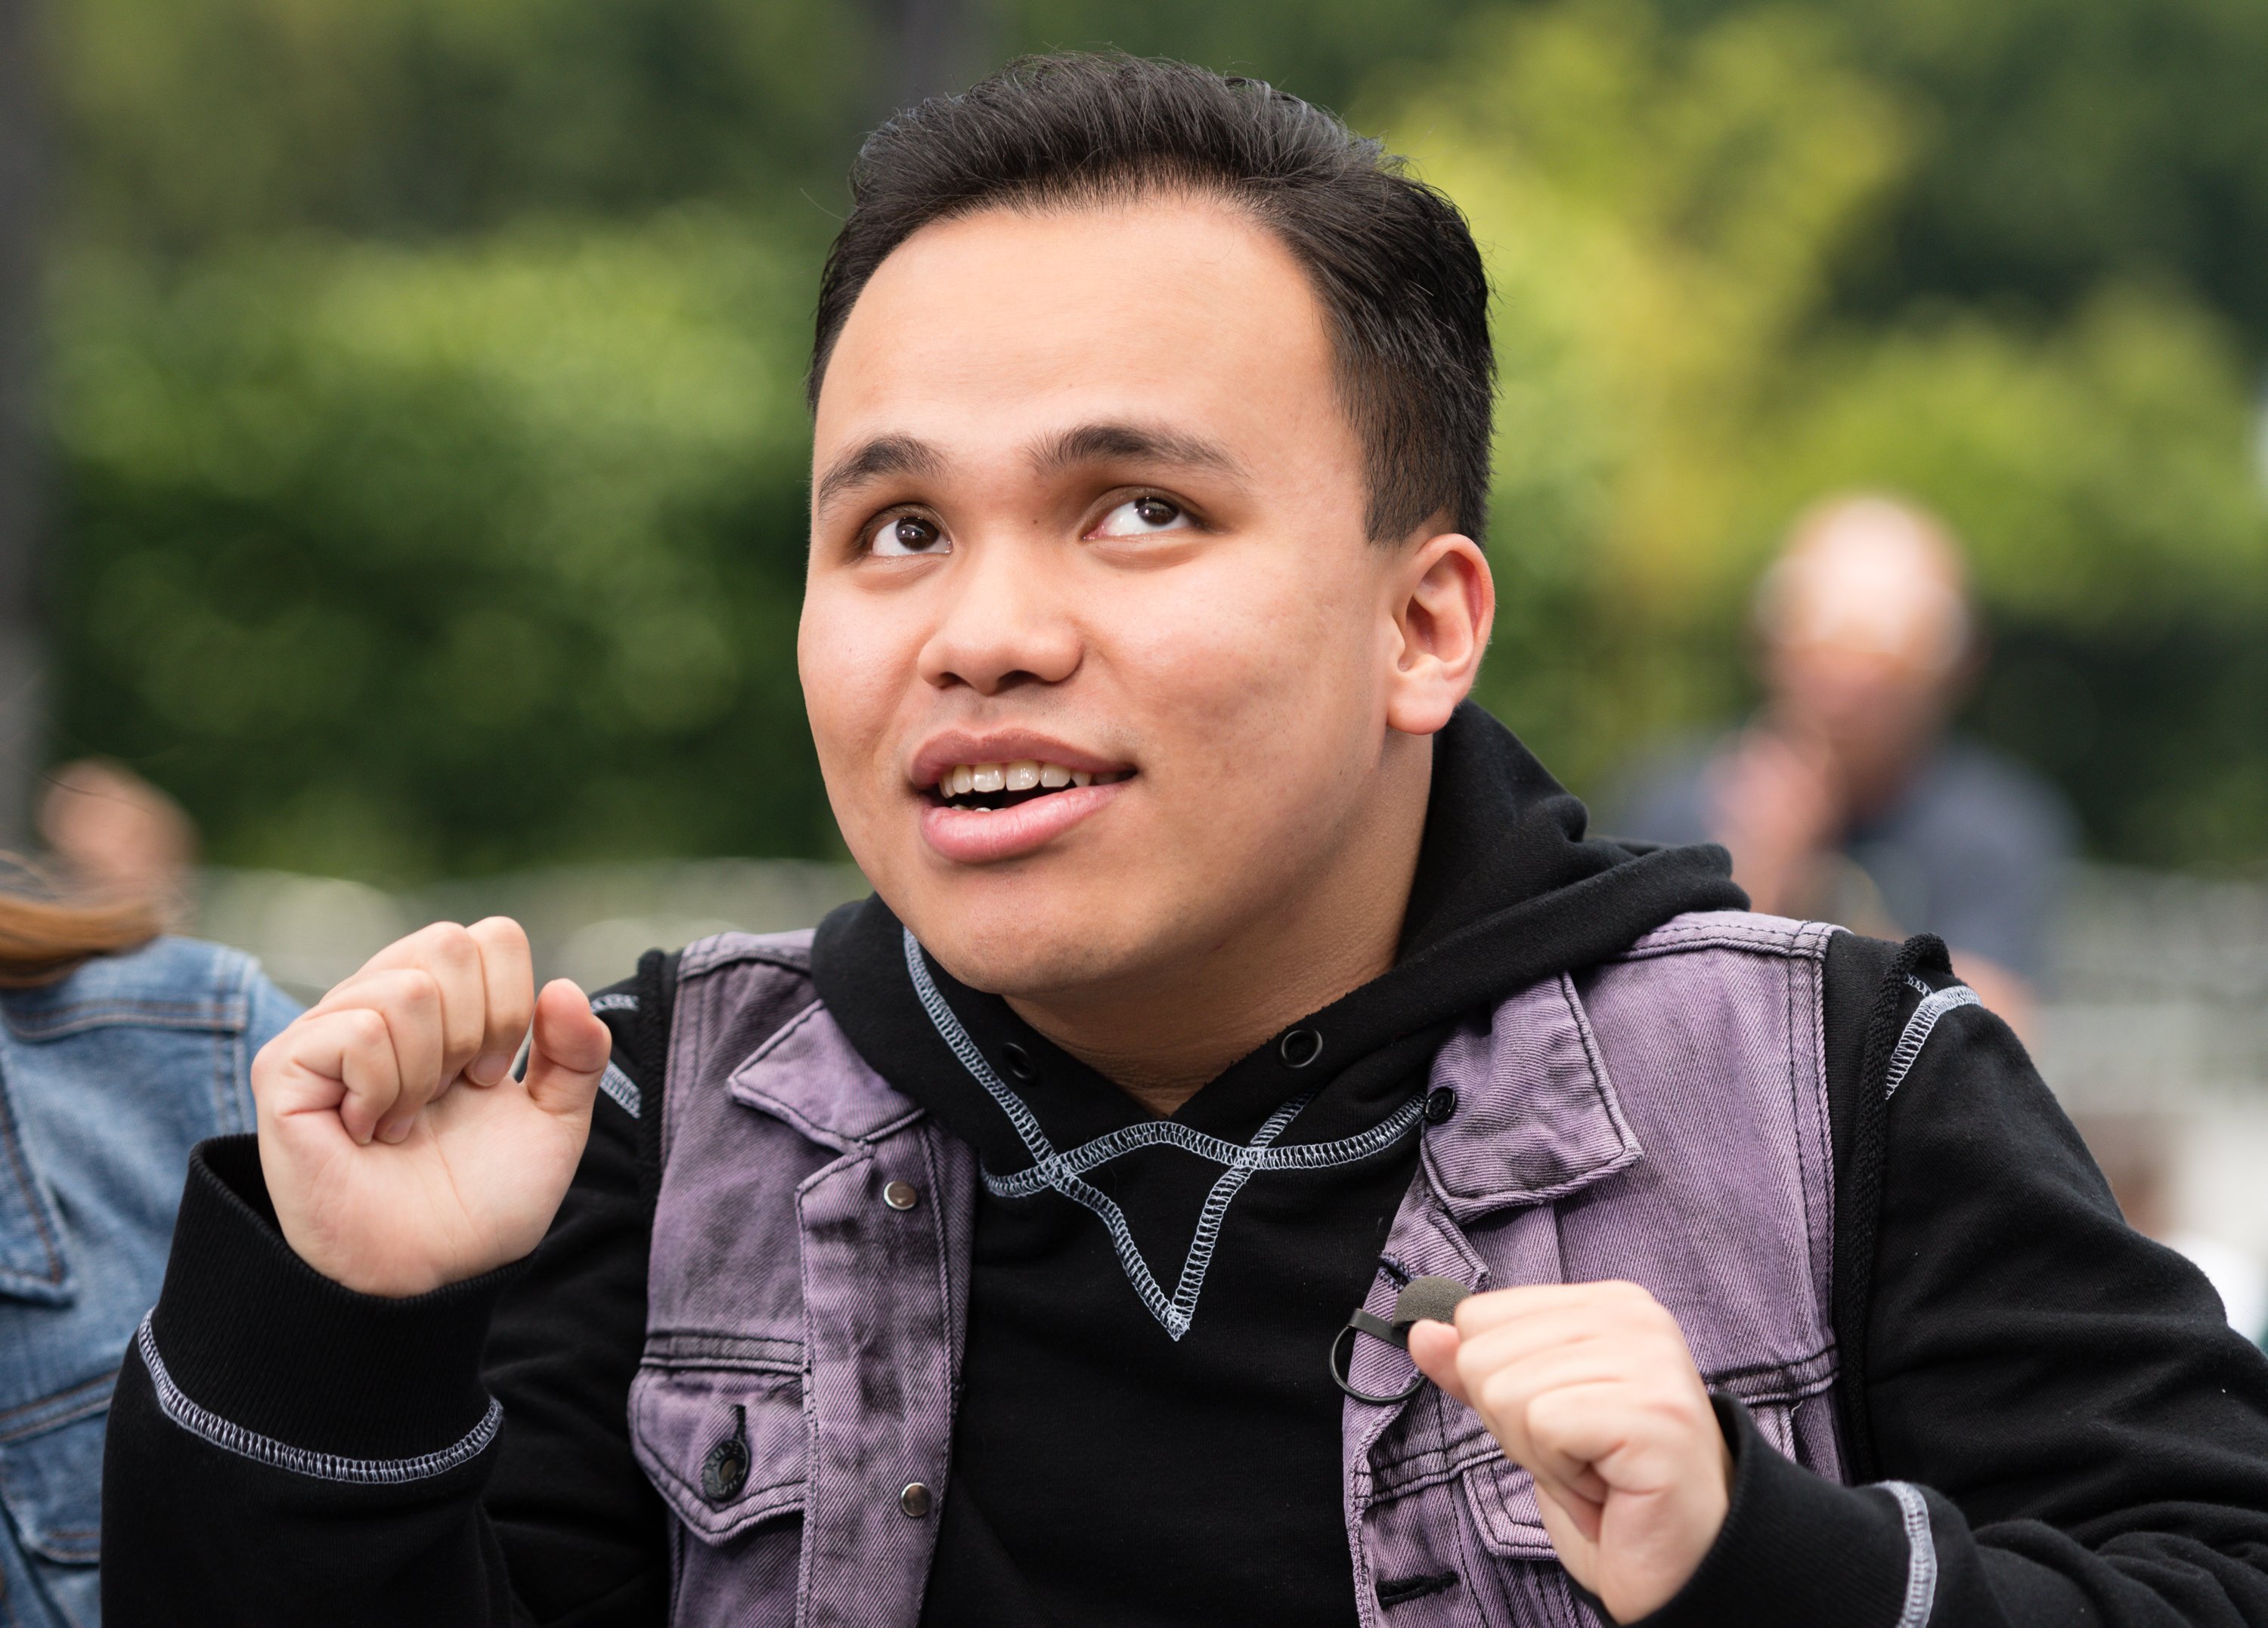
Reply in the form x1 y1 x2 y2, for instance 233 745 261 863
42 0 2268 877
54 218 825 876
1373 0 2268 865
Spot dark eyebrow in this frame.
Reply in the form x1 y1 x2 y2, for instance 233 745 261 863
1030 422 1249 484
813 433 947 515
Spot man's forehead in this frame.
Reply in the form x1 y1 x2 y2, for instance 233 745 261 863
813 197 1336 437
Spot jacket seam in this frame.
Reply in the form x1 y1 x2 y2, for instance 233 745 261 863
0 1369 115 1441
1883 988 1981 1101
4 998 252 1041
1877 1481 1940 1627
135 1315 502 1484
0 1056 67 1291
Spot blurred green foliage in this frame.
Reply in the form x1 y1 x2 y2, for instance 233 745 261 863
1373 1 2268 865
40 0 2268 877
54 218 826 875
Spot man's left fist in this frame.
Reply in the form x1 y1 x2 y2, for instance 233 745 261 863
1407 1280 1731 1623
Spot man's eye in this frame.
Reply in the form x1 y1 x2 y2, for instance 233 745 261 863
869 515 949 557
1092 496 1191 538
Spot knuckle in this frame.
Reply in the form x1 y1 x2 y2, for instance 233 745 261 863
470 915 529 956
395 968 442 1017
1476 1369 1524 1420
416 921 479 971
439 926 482 970
250 1038 289 1097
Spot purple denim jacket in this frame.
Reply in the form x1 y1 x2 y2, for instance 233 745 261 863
628 911 1845 1628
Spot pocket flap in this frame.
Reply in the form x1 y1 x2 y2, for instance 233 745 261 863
1458 1453 1557 1561
629 1339 805 1546
0 1401 107 1565
1458 1391 1804 1564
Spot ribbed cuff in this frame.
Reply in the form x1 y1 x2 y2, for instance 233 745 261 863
1632 1397 1913 1627
147 1135 521 1460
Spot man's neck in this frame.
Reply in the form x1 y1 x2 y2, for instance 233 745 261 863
1004 744 1432 1117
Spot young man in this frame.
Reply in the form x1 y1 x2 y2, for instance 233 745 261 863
104 55 2268 1628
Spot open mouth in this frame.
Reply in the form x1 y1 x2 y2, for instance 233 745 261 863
927 760 1133 812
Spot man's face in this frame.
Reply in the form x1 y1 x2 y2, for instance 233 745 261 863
1761 522 1970 797
799 196 1442 1000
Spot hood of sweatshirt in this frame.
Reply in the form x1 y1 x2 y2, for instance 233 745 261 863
812 701 1745 1175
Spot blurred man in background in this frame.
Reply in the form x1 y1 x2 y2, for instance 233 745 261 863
1612 494 2074 1038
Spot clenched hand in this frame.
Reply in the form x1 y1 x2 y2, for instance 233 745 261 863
251 918 613 1298
1408 1281 1731 1623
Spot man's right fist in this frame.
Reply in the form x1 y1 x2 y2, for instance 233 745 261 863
249 918 613 1298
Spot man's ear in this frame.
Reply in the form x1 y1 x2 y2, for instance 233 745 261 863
1384 532 1493 737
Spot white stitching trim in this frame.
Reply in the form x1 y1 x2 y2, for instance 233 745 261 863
1878 1480 1939 1626
597 1061 642 1119
981 1103 1423 1196
1882 986 1980 1101
903 927 1418 1341
136 1315 503 1484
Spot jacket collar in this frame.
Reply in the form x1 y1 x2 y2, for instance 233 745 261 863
1418 971 1641 1224
727 997 924 1153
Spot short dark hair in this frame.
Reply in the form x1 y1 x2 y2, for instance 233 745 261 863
809 53 1495 543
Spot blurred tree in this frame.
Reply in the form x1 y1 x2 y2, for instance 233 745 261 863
1373 0 2268 865
36 0 2268 876
878 0 998 106
50 216 829 880
0 0 45 840
1005 0 1473 108
1819 0 2268 355
57 0 880 249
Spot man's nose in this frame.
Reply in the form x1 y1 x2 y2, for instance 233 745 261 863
916 537 1082 696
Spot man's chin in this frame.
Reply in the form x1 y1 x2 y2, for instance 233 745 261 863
905 902 1178 1004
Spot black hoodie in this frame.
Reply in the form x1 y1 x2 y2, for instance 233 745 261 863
101 707 2268 1627
811 706 1743 1626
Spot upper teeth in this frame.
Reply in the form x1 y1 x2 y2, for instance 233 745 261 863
941 760 1092 795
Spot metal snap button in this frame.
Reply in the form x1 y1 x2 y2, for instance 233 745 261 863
882 1180 920 1211
1423 1087 1458 1125
1278 1028 1323 1068
702 1435 749 1504
1001 1041 1036 1082
900 1481 933 1518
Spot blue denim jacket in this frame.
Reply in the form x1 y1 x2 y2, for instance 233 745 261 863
0 936 296 1626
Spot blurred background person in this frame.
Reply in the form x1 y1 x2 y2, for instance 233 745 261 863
36 759 197 924
0 757 228 1625
1609 494 2076 1038
0 870 295 1625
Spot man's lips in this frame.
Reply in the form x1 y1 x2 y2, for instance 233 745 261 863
920 780 1126 864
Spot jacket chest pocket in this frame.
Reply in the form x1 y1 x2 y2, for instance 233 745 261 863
1449 1384 1825 1628
628 1334 807 1628
629 1334 807 1542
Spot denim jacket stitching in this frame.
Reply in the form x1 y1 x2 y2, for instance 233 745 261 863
0 1370 113 1443
0 1062 68 1295
3 996 250 1043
